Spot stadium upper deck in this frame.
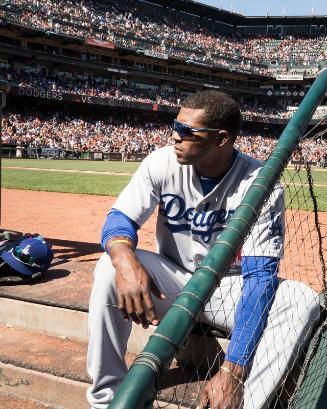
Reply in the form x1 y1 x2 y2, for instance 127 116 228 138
0 0 326 73
0 0 326 149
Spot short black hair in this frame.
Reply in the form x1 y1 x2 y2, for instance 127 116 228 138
181 90 241 142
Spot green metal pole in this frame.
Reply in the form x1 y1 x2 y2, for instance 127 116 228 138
108 68 327 409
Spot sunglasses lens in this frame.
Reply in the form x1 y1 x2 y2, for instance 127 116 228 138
14 246 35 265
174 121 193 138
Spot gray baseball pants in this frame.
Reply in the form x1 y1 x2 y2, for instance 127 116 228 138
87 250 320 409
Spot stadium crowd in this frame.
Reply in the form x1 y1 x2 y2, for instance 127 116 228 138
1 2 326 163
1 0 326 70
237 133 327 165
2 110 326 165
1 67 185 106
4 67 327 121
2 111 172 155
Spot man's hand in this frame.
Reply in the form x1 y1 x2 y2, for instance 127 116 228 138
197 362 246 409
108 239 165 328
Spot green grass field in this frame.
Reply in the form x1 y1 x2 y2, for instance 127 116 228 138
282 168 327 184
3 158 139 173
3 158 327 211
3 167 131 196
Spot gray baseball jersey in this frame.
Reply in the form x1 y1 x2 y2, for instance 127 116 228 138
113 145 284 273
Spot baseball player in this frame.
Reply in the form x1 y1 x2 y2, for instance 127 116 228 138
87 91 319 409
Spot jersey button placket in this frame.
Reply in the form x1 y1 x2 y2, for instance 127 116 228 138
192 200 204 268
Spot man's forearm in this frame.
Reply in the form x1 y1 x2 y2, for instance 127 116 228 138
105 236 136 268
107 235 163 327
225 256 279 367
105 236 135 253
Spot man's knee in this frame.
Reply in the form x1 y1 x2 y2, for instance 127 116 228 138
279 279 320 322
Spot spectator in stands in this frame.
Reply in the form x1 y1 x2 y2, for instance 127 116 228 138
4 66 327 123
2 108 326 164
3 0 326 72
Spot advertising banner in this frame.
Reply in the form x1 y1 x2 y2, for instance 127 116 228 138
12 85 322 124
85 37 116 49
276 74 304 81
144 50 168 59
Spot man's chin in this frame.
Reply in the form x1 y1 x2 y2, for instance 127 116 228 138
175 156 190 165
175 152 190 165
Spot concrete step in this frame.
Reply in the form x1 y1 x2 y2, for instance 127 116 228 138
0 252 157 354
0 256 227 409
0 297 230 409
0 392 56 409
0 295 156 356
0 323 195 408
0 323 91 409
0 324 141 409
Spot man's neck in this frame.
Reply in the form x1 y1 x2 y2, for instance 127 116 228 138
194 149 236 179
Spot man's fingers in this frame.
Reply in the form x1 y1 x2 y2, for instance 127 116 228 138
150 278 166 300
196 389 209 409
125 295 134 316
208 395 215 409
138 310 149 328
142 290 159 325
117 293 128 321
126 296 143 325
133 295 149 328
129 312 141 325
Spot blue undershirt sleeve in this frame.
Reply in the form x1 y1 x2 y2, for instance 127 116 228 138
225 256 279 367
101 208 139 251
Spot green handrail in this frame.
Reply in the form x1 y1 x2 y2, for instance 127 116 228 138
108 68 327 409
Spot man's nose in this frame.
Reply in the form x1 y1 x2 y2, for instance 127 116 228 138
172 130 182 143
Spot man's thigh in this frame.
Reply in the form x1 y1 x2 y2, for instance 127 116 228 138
137 250 243 330
136 249 192 320
200 274 243 332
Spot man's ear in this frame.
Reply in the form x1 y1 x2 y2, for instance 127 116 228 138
215 130 230 147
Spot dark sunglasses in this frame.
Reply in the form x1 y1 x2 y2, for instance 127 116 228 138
173 119 222 138
12 246 40 267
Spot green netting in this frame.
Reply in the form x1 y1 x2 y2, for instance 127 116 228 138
109 71 327 409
